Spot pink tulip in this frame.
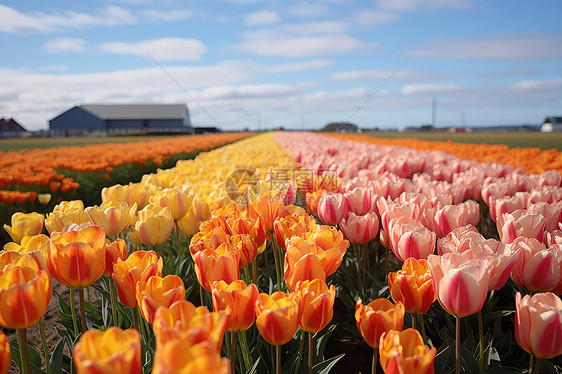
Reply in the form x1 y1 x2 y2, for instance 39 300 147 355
345 187 377 216
462 200 480 227
546 230 562 247
538 170 561 187
515 292 562 359
527 186 562 206
438 226 519 291
510 237 562 292
491 192 528 222
388 217 436 262
316 192 350 226
427 251 491 318
527 202 562 233
481 182 508 206
433 204 469 238
339 212 379 244
497 209 547 244
381 203 420 234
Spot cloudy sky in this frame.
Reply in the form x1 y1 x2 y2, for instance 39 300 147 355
1 0 561 131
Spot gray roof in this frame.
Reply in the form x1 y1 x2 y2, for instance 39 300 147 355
80 104 187 120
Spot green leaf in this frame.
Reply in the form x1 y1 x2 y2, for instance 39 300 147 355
486 366 524 374
313 353 345 374
460 343 479 374
49 338 67 374
314 324 337 360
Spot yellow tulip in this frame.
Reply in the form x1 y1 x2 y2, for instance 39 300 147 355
3 211 44 243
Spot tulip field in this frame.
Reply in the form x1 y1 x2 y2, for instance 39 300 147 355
1 131 562 374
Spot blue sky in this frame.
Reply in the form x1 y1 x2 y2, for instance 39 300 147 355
1 0 561 131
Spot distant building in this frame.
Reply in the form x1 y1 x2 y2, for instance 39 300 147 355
321 122 360 133
49 104 192 136
0 117 29 138
540 116 562 132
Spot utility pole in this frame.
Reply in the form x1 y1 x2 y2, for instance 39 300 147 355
432 96 436 127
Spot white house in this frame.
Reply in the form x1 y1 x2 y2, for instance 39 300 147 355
540 116 562 132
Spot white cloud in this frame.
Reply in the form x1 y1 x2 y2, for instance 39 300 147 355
235 22 370 57
510 78 562 92
331 69 443 81
264 59 333 73
0 5 136 33
378 0 471 12
197 84 298 100
354 10 400 26
288 2 330 17
101 38 207 61
244 10 280 27
141 9 194 21
43 37 86 53
401 83 463 95
409 32 562 61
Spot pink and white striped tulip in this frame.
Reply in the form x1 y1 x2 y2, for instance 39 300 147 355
510 237 562 292
427 251 491 318
388 217 436 262
316 192 350 226
339 212 379 244
515 292 562 359
497 209 547 244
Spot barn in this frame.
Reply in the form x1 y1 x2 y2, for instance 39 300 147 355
0 117 29 138
49 104 192 136
540 116 562 132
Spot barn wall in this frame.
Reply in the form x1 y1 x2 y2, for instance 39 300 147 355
49 107 104 130
147 119 184 129
106 120 143 129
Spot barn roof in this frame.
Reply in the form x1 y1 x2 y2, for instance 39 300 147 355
0 117 27 132
79 104 187 120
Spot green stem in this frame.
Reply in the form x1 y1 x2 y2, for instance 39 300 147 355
272 240 283 292
411 314 416 330
276 344 281 374
478 310 484 374
294 331 305 374
372 346 378 374
230 331 236 374
69 287 79 338
529 354 535 374
39 318 51 374
133 306 140 333
533 358 540 374
243 266 251 285
308 332 314 374
418 314 427 344
456 316 461 374
137 307 149 344
239 329 253 371
110 279 119 326
251 260 258 287
200 284 206 308
79 288 87 333
354 244 364 297
17 328 30 374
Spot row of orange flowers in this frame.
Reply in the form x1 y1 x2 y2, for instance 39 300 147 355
0 133 252 204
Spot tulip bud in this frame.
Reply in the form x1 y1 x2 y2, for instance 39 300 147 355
355 298 404 348
3 212 44 243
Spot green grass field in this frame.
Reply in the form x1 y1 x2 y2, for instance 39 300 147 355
0 135 181 152
363 131 562 151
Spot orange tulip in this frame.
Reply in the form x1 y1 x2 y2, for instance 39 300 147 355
47 224 106 289
194 245 240 291
0 330 9 374
379 329 437 374
273 213 316 251
211 280 259 332
104 238 128 276
152 339 230 374
355 298 405 348
255 292 299 345
294 279 336 333
189 226 230 256
136 274 185 324
73 327 141 374
129 204 174 246
228 216 266 251
388 258 436 315
85 200 137 237
230 234 259 268
3 211 44 243
284 244 327 292
248 194 284 233
112 250 163 308
0 264 52 329
153 299 227 351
